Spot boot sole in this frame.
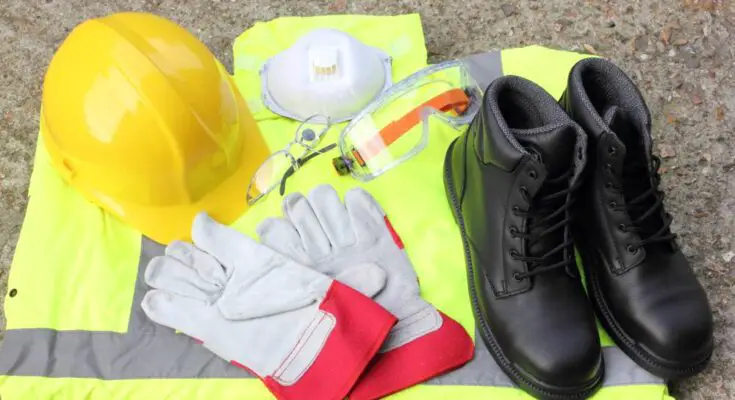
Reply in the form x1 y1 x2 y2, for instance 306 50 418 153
443 139 604 399
575 239 713 379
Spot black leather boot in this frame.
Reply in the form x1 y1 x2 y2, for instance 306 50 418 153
561 58 713 379
444 76 603 399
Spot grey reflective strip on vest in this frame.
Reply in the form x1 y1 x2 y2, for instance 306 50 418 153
463 50 503 92
0 236 663 387
432 341 661 387
0 238 249 380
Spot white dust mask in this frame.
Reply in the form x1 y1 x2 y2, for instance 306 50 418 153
260 29 393 124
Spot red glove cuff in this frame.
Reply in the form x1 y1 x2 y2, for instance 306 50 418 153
349 311 474 400
262 281 396 400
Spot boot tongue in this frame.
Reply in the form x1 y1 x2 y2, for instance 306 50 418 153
602 105 647 156
512 124 577 178
602 104 621 126
601 104 650 182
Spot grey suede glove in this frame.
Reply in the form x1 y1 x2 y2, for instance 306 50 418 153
258 185 443 349
142 212 396 400
258 185 474 400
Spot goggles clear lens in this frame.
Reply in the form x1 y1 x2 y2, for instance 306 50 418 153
336 61 482 181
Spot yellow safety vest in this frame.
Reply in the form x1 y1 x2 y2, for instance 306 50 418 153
0 14 671 400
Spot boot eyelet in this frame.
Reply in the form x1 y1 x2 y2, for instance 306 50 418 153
605 182 613 189
513 272 524 281
509 226 519 237
608 201 617 208
519 186 529 195
605 162 613 169
617 224 627 232
608 146 616 155
528 170 537 179
626 244 639 254
509 249 520 259
512 205 520 215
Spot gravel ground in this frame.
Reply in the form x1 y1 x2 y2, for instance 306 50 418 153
0 0 733 398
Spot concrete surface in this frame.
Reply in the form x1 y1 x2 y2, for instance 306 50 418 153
0 0 733 398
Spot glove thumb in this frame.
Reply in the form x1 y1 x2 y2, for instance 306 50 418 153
141 290 210 340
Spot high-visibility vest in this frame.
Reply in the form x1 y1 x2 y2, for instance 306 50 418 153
0 14 671 400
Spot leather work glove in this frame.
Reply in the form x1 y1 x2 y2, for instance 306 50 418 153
257 185 474 400
142 212 397 400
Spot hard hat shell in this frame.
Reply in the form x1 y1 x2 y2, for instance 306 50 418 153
41 12 269 244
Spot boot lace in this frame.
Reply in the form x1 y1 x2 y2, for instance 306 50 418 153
510 169 579 279
607 153 676 252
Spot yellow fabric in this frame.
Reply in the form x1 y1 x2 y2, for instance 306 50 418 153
228 40 668 399
41 12 269 244
231 16 475 398
230 15 474 334
1 13 439 399
230 15 475 335
4 139 140 331
0 376 673 400
1 11 669 398
500 45 598 100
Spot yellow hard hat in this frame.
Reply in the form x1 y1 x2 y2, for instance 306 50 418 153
41 12 269 244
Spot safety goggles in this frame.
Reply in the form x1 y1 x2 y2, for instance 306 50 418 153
246 115 334 205
332 60 482 181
